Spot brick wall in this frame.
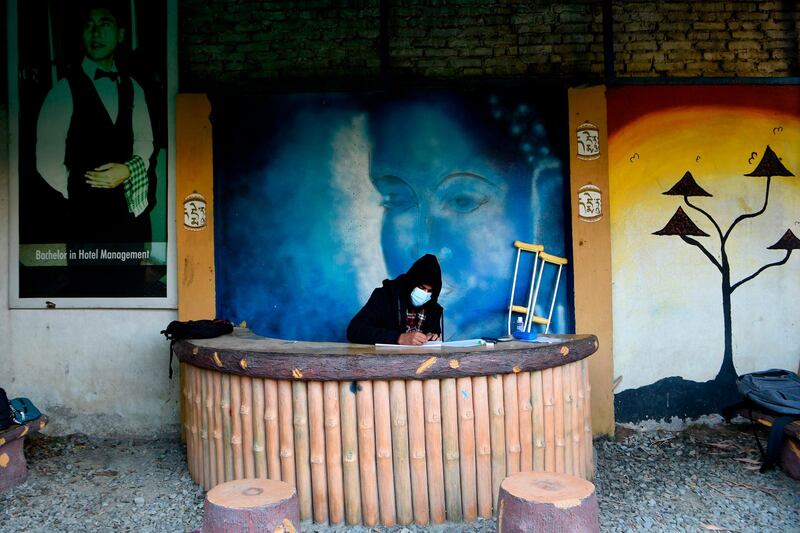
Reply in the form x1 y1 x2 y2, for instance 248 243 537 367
181 1 382 90
178 0 799 91
613 1 799 77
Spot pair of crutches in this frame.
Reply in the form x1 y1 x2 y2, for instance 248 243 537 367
507 240 568 336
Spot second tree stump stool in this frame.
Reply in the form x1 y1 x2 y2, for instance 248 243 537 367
202 479 300 533
0 416 49 494
497 471 600 533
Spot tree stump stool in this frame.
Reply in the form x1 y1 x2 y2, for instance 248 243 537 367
497 471 600 533
203 478 300 533
0 416 48 494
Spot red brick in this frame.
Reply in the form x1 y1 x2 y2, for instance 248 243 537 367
693 22 727 30
661 41 694 50
703 51 735 60
757 60 790 72
731 30 765 40
733 49 770 60
763 40 795 50
686 61 721 70
727 40 762 50
625 41 660 51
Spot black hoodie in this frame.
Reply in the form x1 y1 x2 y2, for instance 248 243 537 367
347 254 444 344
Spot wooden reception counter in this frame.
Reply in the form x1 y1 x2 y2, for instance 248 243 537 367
175 329 599 527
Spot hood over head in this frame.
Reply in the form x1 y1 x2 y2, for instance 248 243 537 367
400 254 442 303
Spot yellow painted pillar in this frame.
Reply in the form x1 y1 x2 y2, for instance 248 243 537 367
568 86 614 436
176 94 216 320
176 94 216 442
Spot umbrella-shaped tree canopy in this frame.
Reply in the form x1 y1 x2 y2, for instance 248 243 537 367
662 171 713 197
653 206 710 236
745 145 795 178
767 229 800 250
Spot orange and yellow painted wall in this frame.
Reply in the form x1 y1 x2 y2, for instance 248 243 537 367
608 86 800 422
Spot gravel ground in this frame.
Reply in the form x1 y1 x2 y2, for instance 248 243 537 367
1 422 798 532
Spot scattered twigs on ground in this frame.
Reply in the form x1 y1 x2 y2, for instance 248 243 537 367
722 480 780 500
652 435 676 446
704 482 744 499
704 441 739 452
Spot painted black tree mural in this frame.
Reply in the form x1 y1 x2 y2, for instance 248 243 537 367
654 145 797 382
616 146 798 422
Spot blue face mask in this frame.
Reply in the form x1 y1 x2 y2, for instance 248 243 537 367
410 286 432 307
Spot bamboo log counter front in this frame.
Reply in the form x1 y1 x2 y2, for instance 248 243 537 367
174 328 599 527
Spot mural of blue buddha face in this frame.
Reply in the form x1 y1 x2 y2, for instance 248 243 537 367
369 99 539 338
370 97 565 338
212 90 572 341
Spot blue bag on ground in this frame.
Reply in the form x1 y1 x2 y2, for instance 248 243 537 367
734 369 800 473
736 369 800 416
10 397 42 424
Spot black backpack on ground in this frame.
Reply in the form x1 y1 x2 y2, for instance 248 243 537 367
725 369 800 473
0 388 14 431
161 319 234 378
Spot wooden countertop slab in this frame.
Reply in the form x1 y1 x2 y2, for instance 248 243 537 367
174 329 599 382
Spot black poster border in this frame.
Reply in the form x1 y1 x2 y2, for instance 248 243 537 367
7 0 177 309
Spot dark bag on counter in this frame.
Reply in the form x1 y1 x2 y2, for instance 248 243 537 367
161 319 235 342
161 319 234 379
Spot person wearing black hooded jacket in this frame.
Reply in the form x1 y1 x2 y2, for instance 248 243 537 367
347 254 444 345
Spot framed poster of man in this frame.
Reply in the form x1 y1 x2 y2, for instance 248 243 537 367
8 0 176 307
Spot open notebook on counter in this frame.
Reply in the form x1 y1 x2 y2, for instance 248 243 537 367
376 338 492 349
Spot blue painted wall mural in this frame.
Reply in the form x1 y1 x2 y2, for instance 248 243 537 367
211 89 573 341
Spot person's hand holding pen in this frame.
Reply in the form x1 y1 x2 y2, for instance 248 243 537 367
85 162 129 189
398 331 441 345
398 331 427 345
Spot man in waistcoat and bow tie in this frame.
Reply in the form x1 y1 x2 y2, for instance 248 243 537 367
35 1 154 295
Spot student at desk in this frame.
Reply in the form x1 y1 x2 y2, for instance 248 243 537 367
347 254 444 345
